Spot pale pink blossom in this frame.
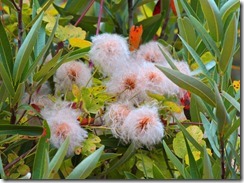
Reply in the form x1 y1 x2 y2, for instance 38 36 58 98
54 61 92 94
122 106 164 148
41 101 87 156
89 33 130 76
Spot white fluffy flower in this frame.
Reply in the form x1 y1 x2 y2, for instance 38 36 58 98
138 62 179 97
106 66 145 105
122 106 164 148
41 101 87 156
105 102 134 139
54 60 92 94
135 41 170 66
89 33 131 76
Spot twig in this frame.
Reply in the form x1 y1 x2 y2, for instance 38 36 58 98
128 0 133 28
4 145 36 171
74 0 95 27
96 0 104 35
220 137 225 179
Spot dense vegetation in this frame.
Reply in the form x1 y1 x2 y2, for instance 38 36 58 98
0 0 240 179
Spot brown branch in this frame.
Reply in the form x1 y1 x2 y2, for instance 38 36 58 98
96 0 104 35
74 0 95 27
4 145 36 171
220 137 225 179
128 0 133 28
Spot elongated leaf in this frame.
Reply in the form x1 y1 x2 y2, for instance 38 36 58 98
214 84 231 136
105 143 136 173
0 125 43 136
180 0 199 20
124 171 138 179
176 120 203 154
48 137 70 179
202 145 214 179
177 17 196 62
200 113 220 157
188 15 220 58
184 136 201 179
0 18 13 75
158 45 178 70
13 13 44 85
64 0 91 15
12 82 25 106
222 91 240 112
219 14 237 74
163 140 188 178
220 0 240 22
152 164 165 179
0 62 15 97
178 35 208 75
156 66 216 106
138 14 164 43
99 153 122 162
191 61 216 76
32 121 50 179
66 145 104 179
225 118 240 140
23 16 60 82
0 84 7 103
199 0 223 42
0 154 6 179
33 50 63 81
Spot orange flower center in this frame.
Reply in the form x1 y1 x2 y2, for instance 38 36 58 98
55 123 70 139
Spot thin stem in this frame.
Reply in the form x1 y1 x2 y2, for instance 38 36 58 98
10 104 18 124
74 0 95 27
128 0 133 28
96 0 104 35
13 0 23 49
168 122 203 126
220 136 225 179
4 145 36 171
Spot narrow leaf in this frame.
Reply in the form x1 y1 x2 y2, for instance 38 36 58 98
66 145 104 179
32 121 50 179
158 45 178 70
202 146 214 179
200 113 220 157
0 154 6 179
156 66 216 106
48 137 70 179
222 91 240 112
13 13 44 85
225 118 240 140
199 0 223 42
12 82 25 106
220 0 240 22
124 171 138 179
219 14 237 74
162 140 188 178
0 125 43 136
152 164 165 179
0 62 15 97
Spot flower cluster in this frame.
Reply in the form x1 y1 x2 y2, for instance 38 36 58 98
89 33 191 149
41 100 87 156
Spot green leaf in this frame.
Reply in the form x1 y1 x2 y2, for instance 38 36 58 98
0 84 7 103
105 143 136 174
0 125 43 136
220 0 240 23
158 45 178 70
184 136 201 179
199 0 223 42
178 35 208 75
13 13 44 85
222 91 240 112
64 0 92 15
219 14 237 74
0 62 15 97
163 140 188 178
24 16 60 82
180 0 199 21
156 66 216 106
99 153 122 162
64 47 89 62
12 82 25 106
138 14 164 43
66 145 104 179
48 137 70 179
0 154 6 179
188 15 220 58
200 113 220 157
213 84 231 136
32 121 50 179
225 118 240 140
152 164 165 179
177 17 196 62
0 17 13 75
124 171 138 179
202 145 214 179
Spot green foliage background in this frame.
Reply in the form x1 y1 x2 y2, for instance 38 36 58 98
0 0 241 179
